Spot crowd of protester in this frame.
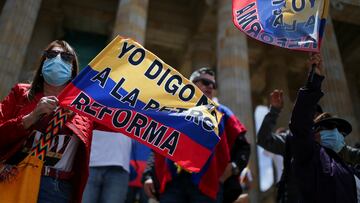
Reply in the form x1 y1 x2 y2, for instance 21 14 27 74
0 40 359 203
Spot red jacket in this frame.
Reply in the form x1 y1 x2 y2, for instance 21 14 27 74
0 84 93 203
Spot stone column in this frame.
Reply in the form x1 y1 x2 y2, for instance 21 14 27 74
339 0 360 6
0 0 42 99
179 50 193 78
217 0 254 135
321 18 359 144
217 0 259 202
112 0 149 45
19 9 62 82
191 35 215 70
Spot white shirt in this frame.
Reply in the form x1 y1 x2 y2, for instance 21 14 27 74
32 131 80 172
89 130 132 172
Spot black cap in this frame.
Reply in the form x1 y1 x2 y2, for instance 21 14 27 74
316 104 323 114
314 112 352 136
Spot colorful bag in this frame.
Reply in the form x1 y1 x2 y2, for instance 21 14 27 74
0 108 70 203
0 155 43 203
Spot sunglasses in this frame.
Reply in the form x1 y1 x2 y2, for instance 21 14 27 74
194 78 216 89
44 50 74 63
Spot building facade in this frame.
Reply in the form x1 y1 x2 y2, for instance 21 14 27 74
0 0 359 202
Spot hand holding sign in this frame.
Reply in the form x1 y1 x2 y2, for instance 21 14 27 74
232 0 329 52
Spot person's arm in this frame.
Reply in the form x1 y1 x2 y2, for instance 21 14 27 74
220 131 250 182
0 84 59 160
231 132 250 173
257 107 287 155
257 89 288 155
339 145 360 165
142 151 157 199
142 151 155 183
288 53 324 202
289 53 324 164
0 85 32 149
219 105 249 181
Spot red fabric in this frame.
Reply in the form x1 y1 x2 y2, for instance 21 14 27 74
0 84 37 161
128 160 147 187
59 83 216 172
198 114 246 198
154 153 173 194
0 84 93 203
155 107 247 199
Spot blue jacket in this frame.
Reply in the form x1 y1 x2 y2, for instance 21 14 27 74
289 74 357 203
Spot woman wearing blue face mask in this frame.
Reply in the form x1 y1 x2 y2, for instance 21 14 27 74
0 40 93 203
289 53 359 203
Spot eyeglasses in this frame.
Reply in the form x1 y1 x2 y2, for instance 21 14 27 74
44 50 74 63
194 78 216 89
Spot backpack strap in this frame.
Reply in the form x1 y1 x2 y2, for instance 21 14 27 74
30 108 70 160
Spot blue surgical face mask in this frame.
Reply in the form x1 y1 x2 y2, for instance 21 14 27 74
320 128 345 153
42 55 72 86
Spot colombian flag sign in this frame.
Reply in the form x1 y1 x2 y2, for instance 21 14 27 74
58 36 221 172
232 0 329 52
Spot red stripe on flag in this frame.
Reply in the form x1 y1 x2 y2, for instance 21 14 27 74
59 83 212 172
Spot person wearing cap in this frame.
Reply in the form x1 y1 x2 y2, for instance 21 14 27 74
257 86 360 202
289 53 359 202
257 89 324 157
142 67 250 203
312 112 360 166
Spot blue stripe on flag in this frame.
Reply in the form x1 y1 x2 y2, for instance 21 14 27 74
71 66 219 150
